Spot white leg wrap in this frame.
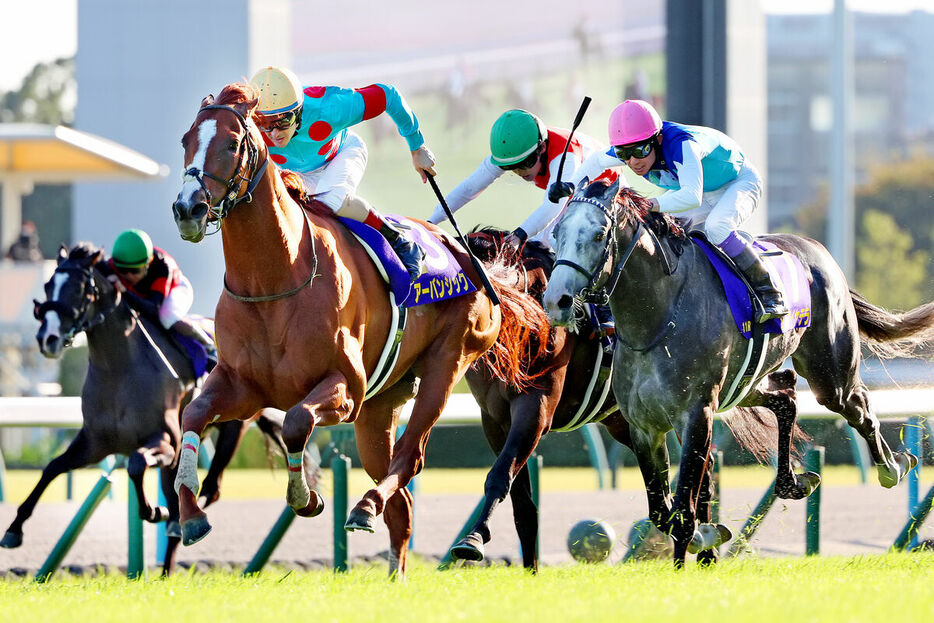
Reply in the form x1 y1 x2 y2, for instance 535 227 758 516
688 523 731 554
286 451 310 509
174 431 201 496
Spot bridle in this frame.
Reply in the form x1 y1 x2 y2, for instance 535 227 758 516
553 195 643 305
182 104 269 233
35 264 118 347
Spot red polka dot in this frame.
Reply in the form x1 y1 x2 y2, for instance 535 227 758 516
260 133 273 147
270 154 287 165
303 86 326 98
308 121 332 141
317 139 334 156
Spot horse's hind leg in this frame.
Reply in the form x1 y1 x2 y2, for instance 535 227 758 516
1 429 105 548
794 346 916 487
127 433 176 523
198 419 250 508
159 465 182 577
508 463 538 572
694 457 719 566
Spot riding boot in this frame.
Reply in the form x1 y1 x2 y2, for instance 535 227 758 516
378 220 426 281
729 243 788 323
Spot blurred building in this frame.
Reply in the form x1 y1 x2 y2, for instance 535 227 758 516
766 9 934 228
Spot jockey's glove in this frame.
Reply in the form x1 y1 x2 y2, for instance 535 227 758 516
412 145 437 182
548 181 575 203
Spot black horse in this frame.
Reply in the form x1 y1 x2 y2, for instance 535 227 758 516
0 243 307 575
445 229 632 571
544 180 933 567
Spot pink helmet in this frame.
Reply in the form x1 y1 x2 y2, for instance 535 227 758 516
608 99 662 146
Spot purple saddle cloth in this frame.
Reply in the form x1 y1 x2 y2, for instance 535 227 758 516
339 216 477 307
693 236 812 339
174 316 215 379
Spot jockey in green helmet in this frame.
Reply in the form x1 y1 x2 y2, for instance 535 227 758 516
110 229 216 361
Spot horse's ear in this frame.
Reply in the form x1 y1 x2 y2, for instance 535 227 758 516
57 244 68 264
604 177 621 200
234 96 259 121
89 249 104 265
200 94 215 108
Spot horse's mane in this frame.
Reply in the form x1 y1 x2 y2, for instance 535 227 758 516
467 226 555 273
213 82 333 219
583 182 688 249
68 242 103 262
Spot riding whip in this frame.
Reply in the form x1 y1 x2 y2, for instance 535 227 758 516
426 173 501 306
554 96 592 190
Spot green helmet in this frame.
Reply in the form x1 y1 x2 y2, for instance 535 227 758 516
489 109 547 166
112 229 153 269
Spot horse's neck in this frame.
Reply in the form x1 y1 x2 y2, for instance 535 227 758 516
220 168 313 289
612 225 689 340
85 302 137 370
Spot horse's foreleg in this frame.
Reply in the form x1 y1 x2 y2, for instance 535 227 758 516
1 429 104 548
693 458 719 566
198 419 251 508
509 463 538 572
283 371 355 518
629 428 673 534
159 463 181 576
127 433 175 523
451 394 547 566
175 369 260 545
670 407 712 568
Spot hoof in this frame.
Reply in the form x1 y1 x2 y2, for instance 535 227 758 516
166 520 182 539
775 471 822 500
344 507 376 533
181 513 212 546
145 505 170 523
0 531 23 549
878 452 919 488
294 491 325 518
688 523 732 554
450 533 485 562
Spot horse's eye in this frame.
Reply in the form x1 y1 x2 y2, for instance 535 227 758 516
594 232 605 243
228 140 238 151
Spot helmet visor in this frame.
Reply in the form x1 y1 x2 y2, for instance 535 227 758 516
498 148 541 172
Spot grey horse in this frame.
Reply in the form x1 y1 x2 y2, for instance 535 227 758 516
542 180 932 567
1 243 303 575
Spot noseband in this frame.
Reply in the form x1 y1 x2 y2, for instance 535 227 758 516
183 104 269 230
553 195 643 305
35 265 117 347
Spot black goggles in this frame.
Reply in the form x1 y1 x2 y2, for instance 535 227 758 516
614 140 654 161
257 110 300 133
499 149 541 172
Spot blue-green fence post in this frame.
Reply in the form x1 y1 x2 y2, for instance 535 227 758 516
726 475 778 557
579 423 608 489
156 469 168 565
35 456 117 582
805 446 824 556
528 453 542 561
711 450 723 525
127 474 144 579
243 506 297 575
332 453 351 572
905 416 923 550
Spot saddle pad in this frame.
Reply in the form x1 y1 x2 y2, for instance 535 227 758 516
693 237 812 339
174 315 216 379
339 215 477 307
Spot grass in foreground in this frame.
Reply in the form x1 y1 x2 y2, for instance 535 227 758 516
0 553 932 623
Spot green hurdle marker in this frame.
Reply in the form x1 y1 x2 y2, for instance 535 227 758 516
332 453 351 572
805 446 824 555
727 475 778 557
127 476 144 580
35 457 118 582
243 506 297 575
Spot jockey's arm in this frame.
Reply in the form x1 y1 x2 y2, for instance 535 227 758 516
567 149 624 190
655 140 704 214
427 157 503 224
122 289 162 322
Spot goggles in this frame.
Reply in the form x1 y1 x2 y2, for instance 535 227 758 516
257 110 299 133
613 140 654 161
114 265 144 275
499 148 542 172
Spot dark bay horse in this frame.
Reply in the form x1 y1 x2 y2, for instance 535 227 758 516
448 229 632 571
543 179 933 566
1 243 291 575
170 83 545 579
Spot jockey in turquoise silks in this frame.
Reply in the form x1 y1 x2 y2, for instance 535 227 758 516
552 99 788 323
250 66 436 280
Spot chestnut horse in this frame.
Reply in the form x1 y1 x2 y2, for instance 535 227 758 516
170 83 545 578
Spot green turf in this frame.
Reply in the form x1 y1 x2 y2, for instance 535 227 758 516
1 554 932 622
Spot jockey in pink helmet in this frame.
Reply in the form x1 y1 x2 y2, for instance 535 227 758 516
553 99 787 323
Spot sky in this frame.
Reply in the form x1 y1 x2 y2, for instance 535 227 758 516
0 0 930 93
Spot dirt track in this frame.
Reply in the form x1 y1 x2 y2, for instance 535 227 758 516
1 482 929 576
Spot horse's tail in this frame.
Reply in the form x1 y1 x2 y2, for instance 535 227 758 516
726 407 809 464
467 239 551 391
850 290 934 359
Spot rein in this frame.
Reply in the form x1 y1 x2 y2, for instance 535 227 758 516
183 104 269 234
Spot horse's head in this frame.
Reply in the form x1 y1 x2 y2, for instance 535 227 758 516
542 178 622 326
173 85 265 242
35 244 115 358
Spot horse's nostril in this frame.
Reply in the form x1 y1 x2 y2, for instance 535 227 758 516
191 202 209 220
172 200 186 220
557 295 573 310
